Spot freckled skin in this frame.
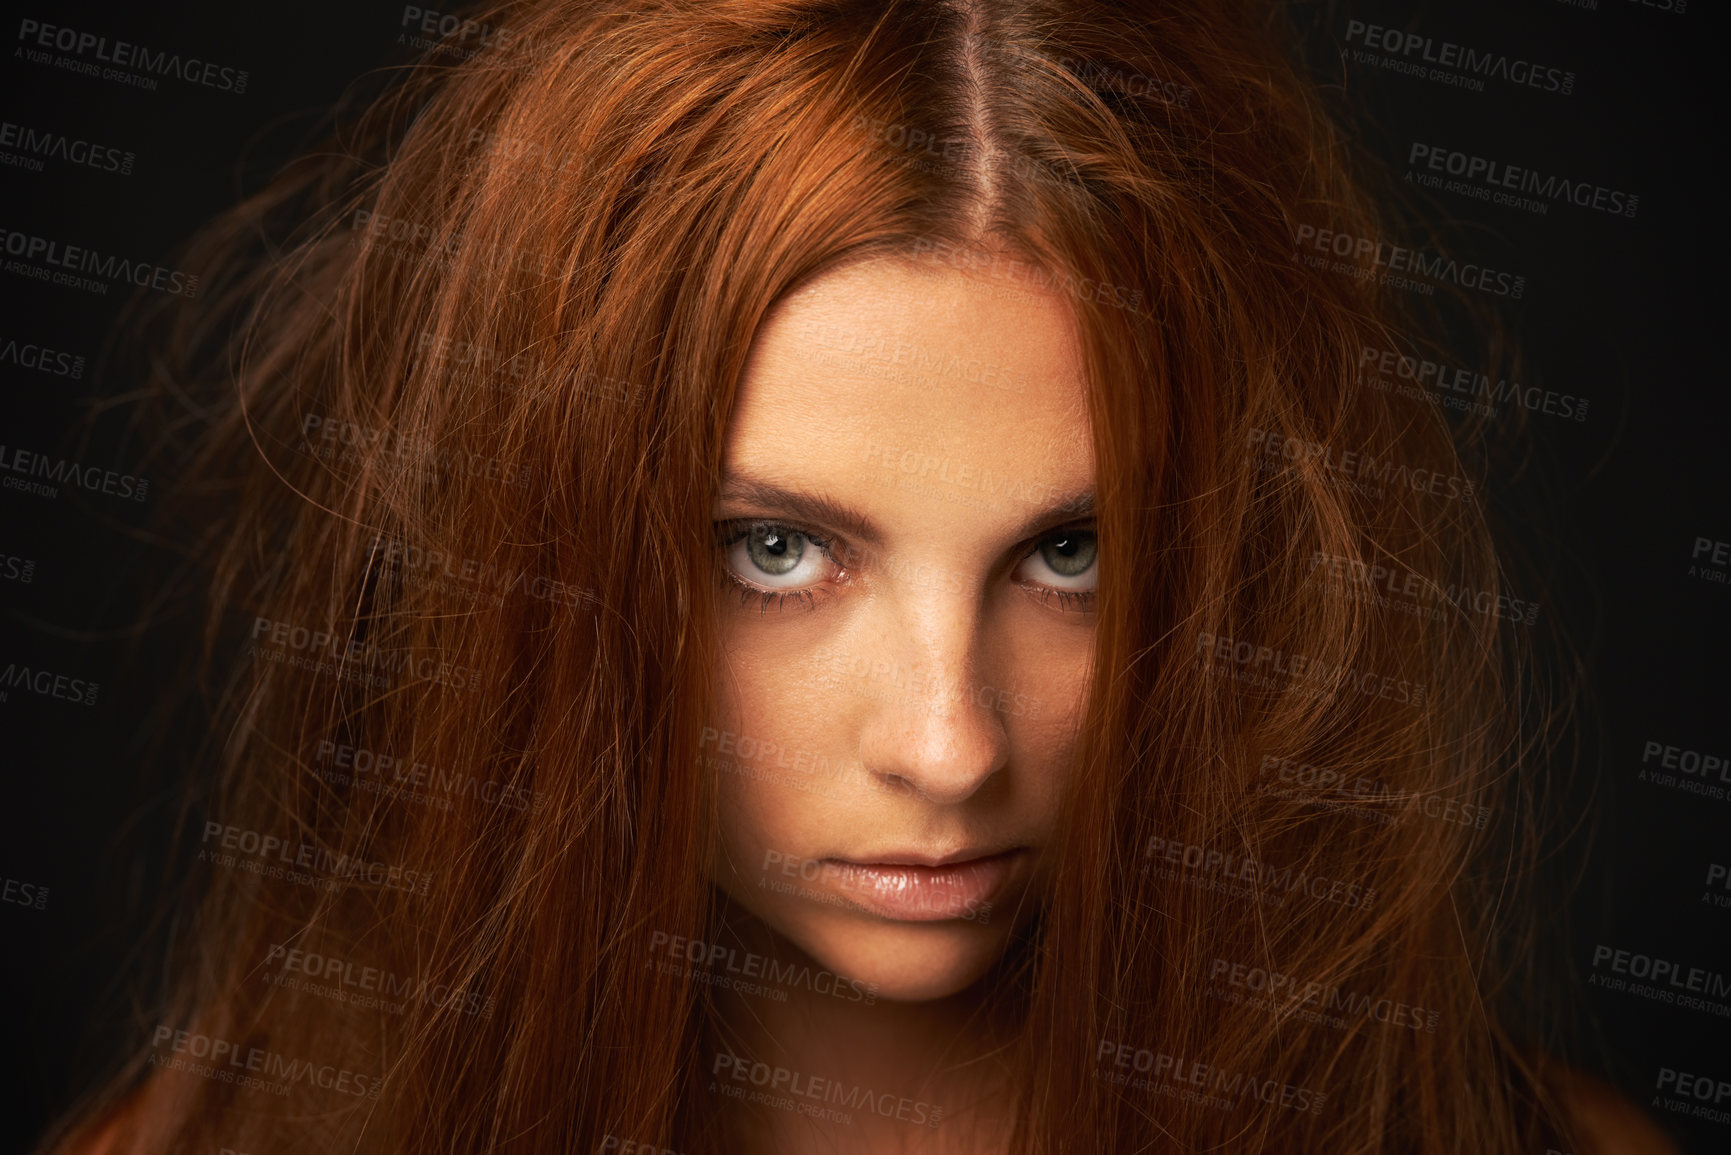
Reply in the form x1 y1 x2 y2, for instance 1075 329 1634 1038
709 255 1096 1004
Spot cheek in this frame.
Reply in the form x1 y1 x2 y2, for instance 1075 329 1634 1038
707 639 852 867
996 614 1094 755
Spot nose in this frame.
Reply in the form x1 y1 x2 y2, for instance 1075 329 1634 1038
853 597 1011 805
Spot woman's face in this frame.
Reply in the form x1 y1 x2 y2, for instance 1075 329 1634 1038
708 254 1096 1002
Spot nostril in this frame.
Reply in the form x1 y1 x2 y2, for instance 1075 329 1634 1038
880 772 918 798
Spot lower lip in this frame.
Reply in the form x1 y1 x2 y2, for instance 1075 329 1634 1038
818 850 1024 922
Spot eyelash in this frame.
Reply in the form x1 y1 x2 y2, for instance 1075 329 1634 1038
1019 585 1097 614
711 519 1097 616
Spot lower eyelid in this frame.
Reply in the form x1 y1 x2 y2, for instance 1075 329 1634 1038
716 553 833 600
726 578 825 615
1021 582 1096 611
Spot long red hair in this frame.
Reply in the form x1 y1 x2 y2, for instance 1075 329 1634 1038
46 0 1575 1150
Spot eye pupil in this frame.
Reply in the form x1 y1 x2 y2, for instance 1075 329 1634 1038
748 525 805 575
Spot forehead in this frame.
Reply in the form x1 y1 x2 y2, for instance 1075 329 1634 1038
723 256 1094 522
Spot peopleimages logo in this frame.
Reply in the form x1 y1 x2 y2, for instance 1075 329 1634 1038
397 5 554 65
1246 426 1479 500
1255 754 1494 831
909 236 1145 314
1 228 198 298
1307 551 1542 628
199 820 435 896
262 942 496 1018
1342 20 1575 96
1358 346 1589 424
0 120 134 177
1407 143 1638 219
1196 629 1427 707
960 35 1194 107
0 333 84 378
710 1051 945 1128
599 1140 687 1155
16 19 249 94
801 315 1029 395
1206 957 1441 1034
1652 1067 1729 1128
0 444 149 501
0 660 98 706
1703 863 1731 910
415 330 634 403
148 1025 381 1099
1689 536 1729 588
248 614 485 692
1094 1038 1327 1114
314 738 543 813
1638 738 1730 802
648 930 879 1005
1588 944 1731 1019
367 534 590 610
2 874 49 911
0 552 36 584
1293 225 1525 300
1145 834 1379 910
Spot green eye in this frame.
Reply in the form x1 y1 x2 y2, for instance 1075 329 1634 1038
1038 530 1096 578
745 525 807 576
1014 527 1098 609
717 520 840 598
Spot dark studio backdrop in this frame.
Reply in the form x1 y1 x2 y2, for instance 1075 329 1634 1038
0 0 1724 1151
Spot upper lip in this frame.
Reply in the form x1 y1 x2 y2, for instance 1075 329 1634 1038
825 846 1025 868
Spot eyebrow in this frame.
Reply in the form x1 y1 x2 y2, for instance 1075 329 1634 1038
715 474 1096 548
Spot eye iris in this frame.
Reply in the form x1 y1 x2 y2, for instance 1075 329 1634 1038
1040 531 1097 577
747 525 805 576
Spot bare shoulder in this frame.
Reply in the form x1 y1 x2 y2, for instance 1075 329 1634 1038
1554 1067 1680 1155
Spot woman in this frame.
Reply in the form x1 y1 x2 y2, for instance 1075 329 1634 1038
41 0 1674 1151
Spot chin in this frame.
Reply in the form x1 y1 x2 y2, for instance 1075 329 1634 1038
782 904 1015 1002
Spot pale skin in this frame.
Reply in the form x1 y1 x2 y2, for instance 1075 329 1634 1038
705 255 1096 1152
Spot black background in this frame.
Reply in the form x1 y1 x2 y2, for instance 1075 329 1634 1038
2 1 1725 1151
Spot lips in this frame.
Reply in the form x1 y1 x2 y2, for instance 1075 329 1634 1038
816 848 1026 922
